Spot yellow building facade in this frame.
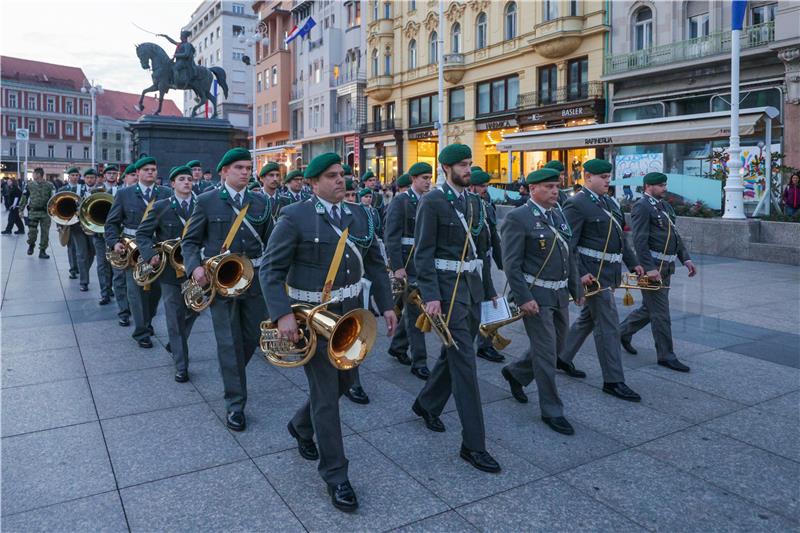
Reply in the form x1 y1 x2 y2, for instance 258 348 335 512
363 0 608 184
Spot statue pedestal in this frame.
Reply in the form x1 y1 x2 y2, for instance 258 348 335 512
130 115 248 183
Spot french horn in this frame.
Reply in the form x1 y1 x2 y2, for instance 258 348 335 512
409 285 458 349
182 252 254 312
106 237 139 270
132 243 167 289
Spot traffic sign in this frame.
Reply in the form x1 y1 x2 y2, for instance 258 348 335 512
15 128 29 141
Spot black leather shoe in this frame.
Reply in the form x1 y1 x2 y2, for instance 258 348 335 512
621 335 638 355
287 422 319 461
69 272 78 279
147 325 155 336
501 366 528 403
557 358 587 378
38 251 49 259
99 297 111 305
412 399 445 432
460 446 501 473
389 350 412 366
14 230 25 234
542 416 575 435
79 284 88 292
344 385 370 405
327 481 358 512
477 346 505 363
411 366 430 381
165 342 172 353
226 411 246 431
118 317 130 327
138 338 153 349
174 370 189 383
658 359 690 372
27 245 34 255
602 382 642 402
0 230 10 235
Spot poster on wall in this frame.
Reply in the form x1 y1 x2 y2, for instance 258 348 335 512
614 153 664 179
714 144 781 203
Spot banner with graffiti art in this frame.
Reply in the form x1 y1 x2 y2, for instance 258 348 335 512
614 153 664 179
713 144 781 203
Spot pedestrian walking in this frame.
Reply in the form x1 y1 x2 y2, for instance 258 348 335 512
782 173 800 217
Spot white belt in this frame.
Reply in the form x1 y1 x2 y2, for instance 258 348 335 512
434 258 482 273
650 250 676 262
287 282 362 304
122 227 137 237
523 274 568 290
401 237 415 246
577 246 622 263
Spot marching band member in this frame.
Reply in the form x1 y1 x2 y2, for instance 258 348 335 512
187 159 212 194
94 165 120 306
59 167 85 280
544 160 569 206
281 169 311 205
112 164 137 326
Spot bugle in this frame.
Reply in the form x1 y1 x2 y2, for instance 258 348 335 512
78 192 113 234
408 285 458 349
161 238 185 277
478 302 523 351
106 237 139 270
132 242 167 288
47 191 81 226
182 252 254 312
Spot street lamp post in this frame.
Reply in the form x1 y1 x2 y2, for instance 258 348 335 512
241 24 269 174
81 80 104 170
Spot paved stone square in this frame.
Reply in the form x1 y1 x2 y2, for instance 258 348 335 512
1 228 798 532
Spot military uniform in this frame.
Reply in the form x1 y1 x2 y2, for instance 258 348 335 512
280 189 311 205
105 181 171 343
59 182 94 287
619 179 691 366
20 179 54 255
92 182 123 306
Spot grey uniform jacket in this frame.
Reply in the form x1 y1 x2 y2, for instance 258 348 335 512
261 198 393 322
413 183 496 307
135 196 195 285
181 188 272 297
105 184 172 249
384 189 419 278
563 190 638 289
631 195 690 276
501 201 582 308
484 198 503 270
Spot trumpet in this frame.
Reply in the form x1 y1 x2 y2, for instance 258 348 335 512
78 192 113 234
106 237 139 270
408 285 458 349
260 298 377 370
618 272 665 306
478 302 523 351
182 252 254 312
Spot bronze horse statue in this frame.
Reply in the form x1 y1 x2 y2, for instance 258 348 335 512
134 42 228 117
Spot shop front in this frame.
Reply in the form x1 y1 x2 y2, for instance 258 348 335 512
407 127 438 180
361 127 403 185
475 116 522 183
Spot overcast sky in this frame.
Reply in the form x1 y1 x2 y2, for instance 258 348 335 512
1 0 201 107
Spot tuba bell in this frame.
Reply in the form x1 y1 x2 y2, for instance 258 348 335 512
478 301 524 351
106 237 139 270
79 192 113 234
182 252 254 312
408 285 458 349
47 191 81 226
261 298 377 370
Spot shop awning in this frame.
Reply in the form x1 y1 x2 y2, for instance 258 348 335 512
496 106 780 152
252 144 296 156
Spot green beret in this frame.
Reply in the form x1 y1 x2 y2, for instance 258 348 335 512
216 147 251 173
123 164 136 175
345 178 355 191
304 152 342 179
342 164 353 176
470 170 491 185
83 168 97 177
103 165 118 174
133 155 156 170
408 162 433 177
583 158 612 175
358 188 373 199
259 162 281 177
438 143 471 166
397 173 412 188
544 160 565 172
361 169 375 181
285 169 304 183
169 165 192 181
526 168 561 184
471 165 483 172
186 159 202 168
643 172 668 185
66 166 80 175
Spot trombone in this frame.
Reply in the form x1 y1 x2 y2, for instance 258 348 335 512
182 252 254 312
408 285 458 349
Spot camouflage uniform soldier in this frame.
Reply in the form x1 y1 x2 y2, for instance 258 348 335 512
19 167 54 258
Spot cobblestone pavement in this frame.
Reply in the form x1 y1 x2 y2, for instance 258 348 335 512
2 227 798 532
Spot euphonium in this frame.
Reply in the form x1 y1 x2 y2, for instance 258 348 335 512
161 238 185 277
181 252 254 312
47 191 81 226
408 285 458 349
106 237 139 270
261 299 377 370
78 192 113 234
132 242 167 288
478 302 523 351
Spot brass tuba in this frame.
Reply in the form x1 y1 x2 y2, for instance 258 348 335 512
106 237 139 270
182 252 254 312
47 191 81 226
478 302 524 351
261 299 377 370
79 192 113 234
408 285 458 349
161 239 185 277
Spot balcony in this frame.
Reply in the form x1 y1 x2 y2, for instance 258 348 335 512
443 53 465 84
604 22 774 76
517 81 604 109
365 75 393 102
332 72 367 87
360 119 397 135
290 83 304 101
368 17 393 36
332 120 357 133
528 16 592 59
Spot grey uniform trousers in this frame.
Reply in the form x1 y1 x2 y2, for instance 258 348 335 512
208 276 265 413
113 267 131 319
292 338 355 486
619 273 676 362
416 300 486 452
389 294 428 369
161 283 199 372
125 269 161 341
559 289 625 383
93 234 113 300
67 234 78 274
506 304 569 418
69 229 94 285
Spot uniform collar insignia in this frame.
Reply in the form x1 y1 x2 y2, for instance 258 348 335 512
342 203 352 216
314 199 325 214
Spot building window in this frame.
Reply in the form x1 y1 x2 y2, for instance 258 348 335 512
28 119 37 134
504 2 517 40
315 62 321 83
82 124 91 137
9 144 16 157
372 49 379 75
8 93 17 108
476 12 487 49
46 97 55 112
66 100 74 114
386 102 395 125
751 3 776 25
27 95 37 110
115 149 122 161
384 50 391 75
567 57 589 100
83 102 90 115
272 101 277 122
544 0 558 21
232 3 245 15
115 132 121 141
65 122 74 135
409 94 439 126
408 39 417 69
216 50 221 62
272 66 278 86
102 148 108 160
83 146 90 159
538 64 558 105
633 7 653 51
257 73 262 92
372 105 383 125
66 145 72 158
477 75 518 115
8 117 17 131
47 121 55 134
48 145 54 158
233 51 244 61
383 1 391 19
29 144 36 157
451 23 461 53
688 13 710 38
101 130 108 140
409 0 416 11
257 105 263 126
449 87 465 121
428 32 438 65
570 0 579 16
372 0 378 21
